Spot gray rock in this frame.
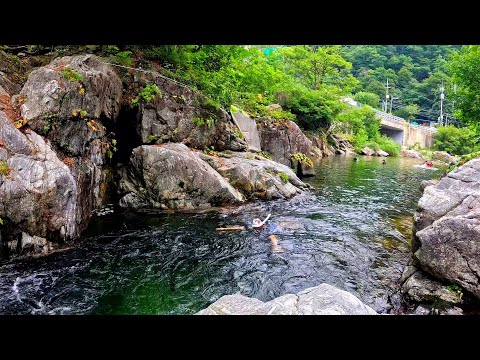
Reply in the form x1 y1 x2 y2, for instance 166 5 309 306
420 179 438 192
361 147 375 156
118 143 245 210
0 111 78 250
20 54 123 156
412 160 480 300
413 305 431 315
197 283 377 315
257 118 316 176
375 149 389 157
135 74 247 152
432 151 457 164
401 149 423 158
401 270 463 304
199 150 308 200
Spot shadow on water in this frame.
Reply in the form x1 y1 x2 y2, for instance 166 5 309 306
0 155 440 314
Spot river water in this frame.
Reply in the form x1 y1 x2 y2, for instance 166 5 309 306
0 156 442 315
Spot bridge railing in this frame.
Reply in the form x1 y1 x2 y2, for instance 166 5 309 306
341 97 437 133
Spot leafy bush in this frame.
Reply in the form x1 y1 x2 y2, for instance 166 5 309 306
434 125 479 155
278 171 289 183
289 152 313 167
62 67 82 82
257 151 272 160
192 117 215 128
131 84 162 107
115 51 133 66
0 161 11 176
353 91 380 108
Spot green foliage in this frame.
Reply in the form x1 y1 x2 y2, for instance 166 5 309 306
434 125 479 155
289 152 314 167
448 151 480 172
278 171 289 183
393 104 420 121
0 161 11 176
353 91 380 108
203 146 219 156
233 127 245 140
62 67 82 82
114 51 133 66
147 134 159 144
448 45 480 129
192 117 215 128
131 84 162 107
373 135 401 156
446 284 463 299
0 217 3 225
257 151 272 160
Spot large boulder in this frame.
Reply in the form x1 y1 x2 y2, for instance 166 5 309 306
375 149 389 157
118 143 244 210
401 149 423 158
413 158 480 299
361 147 375 156
0 55 123 259
199 151 308 200
0 111 78 257
118 144 308 211
432 151 457 165
132 73 247 152
257 118 316 176
20 54 123 156
196 283 377 315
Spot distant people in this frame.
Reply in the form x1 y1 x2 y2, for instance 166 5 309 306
354 156 359 162
382 159 386 164
424 160 433 167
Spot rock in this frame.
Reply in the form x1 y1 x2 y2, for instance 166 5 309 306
420 179 438 192
401 270 463 304
20 54 123 156
199 150 308 200
330 134 355 156
444 306 464 315
0 50 27 95
432 151 457 164
413 305 431 315
0 85 7 96
265 104 282 111
413 159 480 299
375 149 389 157
361 147 375 156
118 143 244 210
401 149 423 158
0 111 78 257
257 118 315 176
134 73 247 152
196 283 377 315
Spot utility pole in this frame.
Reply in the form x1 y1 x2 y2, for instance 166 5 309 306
439 83 445 126
384 78 390 112
390 95 394 113
451 83 457 125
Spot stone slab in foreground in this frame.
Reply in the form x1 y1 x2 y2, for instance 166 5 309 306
196 283 377 315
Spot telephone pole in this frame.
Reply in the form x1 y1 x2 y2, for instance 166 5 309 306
384 78 390 112
439 83 445 126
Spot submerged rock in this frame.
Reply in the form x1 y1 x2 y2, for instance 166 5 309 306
413 158 480 300
196 283 377 315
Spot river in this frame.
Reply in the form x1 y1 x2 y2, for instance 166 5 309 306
0 156 442 315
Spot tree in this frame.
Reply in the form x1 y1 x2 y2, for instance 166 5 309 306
354 91 380 108
434 125 479 155
394 104 420 121
448 45 480 129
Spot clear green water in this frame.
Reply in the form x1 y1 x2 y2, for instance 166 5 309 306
0 156 442 314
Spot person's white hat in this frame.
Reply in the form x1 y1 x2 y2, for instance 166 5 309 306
251 214 271 228
252 218 263 228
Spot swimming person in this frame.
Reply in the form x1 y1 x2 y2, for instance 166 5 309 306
252 214 284 253
382 159 386 164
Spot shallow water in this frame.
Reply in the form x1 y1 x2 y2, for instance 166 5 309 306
0 156 441 314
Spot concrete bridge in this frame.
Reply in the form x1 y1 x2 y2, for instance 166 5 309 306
342 98 436 148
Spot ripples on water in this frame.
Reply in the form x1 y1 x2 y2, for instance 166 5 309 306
0 156 442 315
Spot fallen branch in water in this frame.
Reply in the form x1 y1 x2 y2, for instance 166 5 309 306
216 226 246 231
